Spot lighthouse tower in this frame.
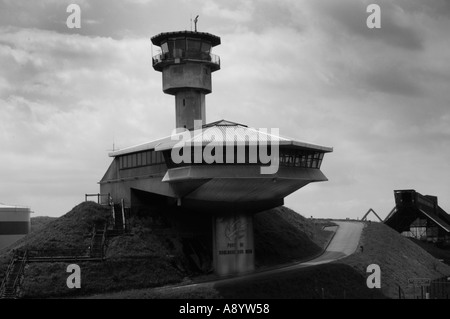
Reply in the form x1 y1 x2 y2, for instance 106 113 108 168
151 30 221 130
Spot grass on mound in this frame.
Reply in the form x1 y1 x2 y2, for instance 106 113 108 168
3 201 111 253
254 207 334 267
22 258 184 299
2 202 338 299
213 263 385 299
30 216 57 234
0 202 111 287
408 238 450 266
83 263 385 299
0 202 190 298
342 222 450 299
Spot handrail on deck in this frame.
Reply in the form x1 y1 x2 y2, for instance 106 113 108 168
85 193 113 206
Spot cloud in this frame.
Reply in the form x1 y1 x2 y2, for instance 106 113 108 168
364 66 422 96
0 0 449 220
0 26 173 215
308 0 424 50
201 0 305 33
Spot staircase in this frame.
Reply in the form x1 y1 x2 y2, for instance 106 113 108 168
89 199 130 259
113 203 124 231
90 224 107 259
110 199 130 236
0 251 28 299
0 198 131 298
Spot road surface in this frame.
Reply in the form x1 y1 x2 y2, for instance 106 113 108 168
159 221 365 291
86 221 364 298
301 221 364 266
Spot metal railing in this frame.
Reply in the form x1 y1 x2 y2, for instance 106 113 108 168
89 223 108 259
11 251 28 297
100 223 107 259
152 52 220 67
28 249 88 259
121 198 127 231
0 250 28 298
0 252 17 295
85 193 113 206
430 276 450 299
90 225 97 257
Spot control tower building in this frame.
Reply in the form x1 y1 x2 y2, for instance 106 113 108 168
100 29 333 276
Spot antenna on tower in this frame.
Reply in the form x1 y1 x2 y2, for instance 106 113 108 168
111 130 115 152
194 15 199 32
106 131 116 153
190 14 192 31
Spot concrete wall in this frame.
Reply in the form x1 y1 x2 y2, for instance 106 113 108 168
99 158 174 206
162 63 212 94
175 90 206 130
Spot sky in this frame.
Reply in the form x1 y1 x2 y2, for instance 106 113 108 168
0 0 449 220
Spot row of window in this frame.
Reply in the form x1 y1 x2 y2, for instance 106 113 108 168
165 147 325 169
119 149 325 170
279 150 324 169
161 38 212 55
119 151 165 170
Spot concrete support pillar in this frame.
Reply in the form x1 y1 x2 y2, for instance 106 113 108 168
212 212 255 276
175 90 206 130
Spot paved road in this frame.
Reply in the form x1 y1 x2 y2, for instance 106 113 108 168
86 221 364 298
215 221 364 283
301 221 364 267
161 221 365 291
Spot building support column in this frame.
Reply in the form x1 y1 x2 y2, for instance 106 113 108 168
212 212 255 276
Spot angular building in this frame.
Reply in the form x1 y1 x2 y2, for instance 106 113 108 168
100 30 332 275
385 190 450 245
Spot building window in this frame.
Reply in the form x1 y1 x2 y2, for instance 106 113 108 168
119 150 165 169
175 38 186 51
186 38 201 52
277 149 324 169
137 153 142 166
161 41 168 54
201 41 211 54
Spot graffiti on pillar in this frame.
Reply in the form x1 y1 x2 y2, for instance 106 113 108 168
217 216 253 256
224 219 247 241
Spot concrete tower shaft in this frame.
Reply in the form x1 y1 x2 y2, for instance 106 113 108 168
174 90 206 129
151 31 221 130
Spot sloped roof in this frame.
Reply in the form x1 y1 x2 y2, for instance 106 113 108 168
385 190 450 233
418 209 450 233
151 30 221 47
0 203 30 211
108 120 333 157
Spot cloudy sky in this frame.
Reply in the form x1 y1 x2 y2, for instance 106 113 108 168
0 0 449 219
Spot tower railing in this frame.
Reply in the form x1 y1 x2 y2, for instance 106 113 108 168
152 52 220 69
